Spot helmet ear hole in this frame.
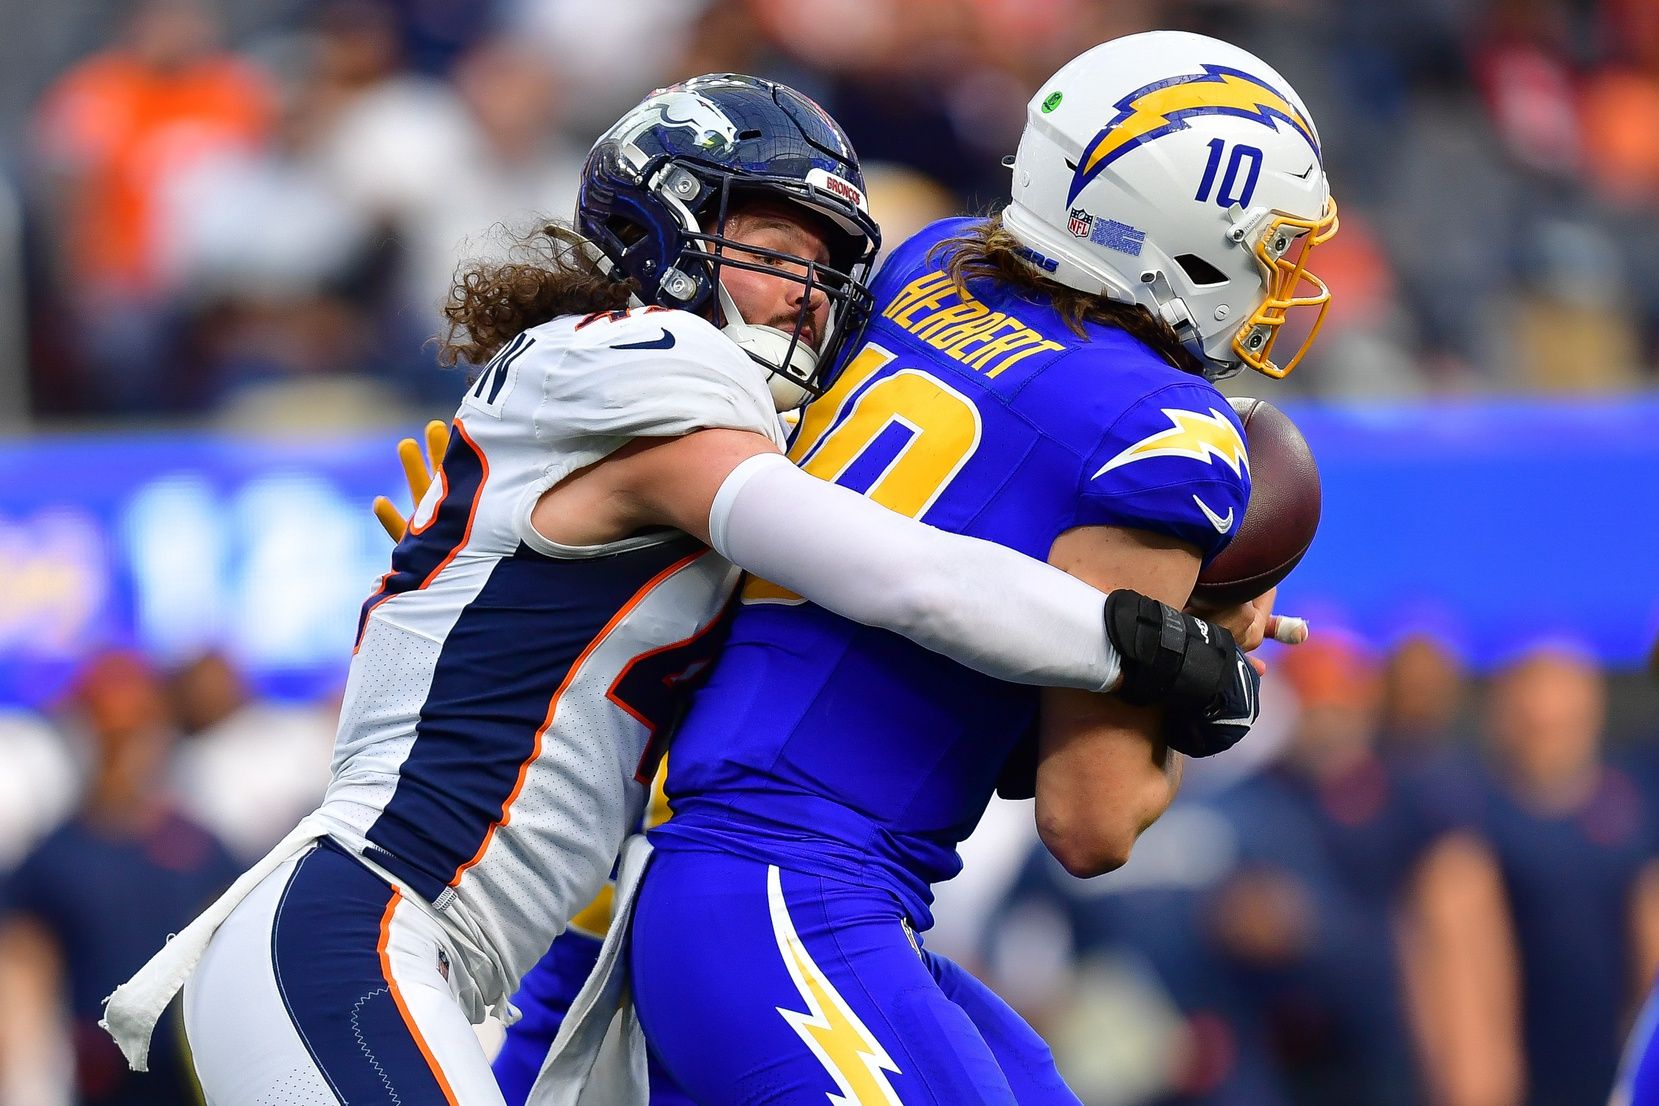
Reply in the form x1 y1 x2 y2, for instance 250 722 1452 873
1174 253 1228 287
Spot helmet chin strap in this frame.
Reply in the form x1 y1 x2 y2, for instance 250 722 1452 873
715 282 819 412
1141 269 1237 377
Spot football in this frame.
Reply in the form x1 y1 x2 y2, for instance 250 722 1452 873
1190 397 1321 608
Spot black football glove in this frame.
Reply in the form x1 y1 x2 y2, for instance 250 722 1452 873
1159 643 1260 758
1105 590 1239 709
1103 589 1261 758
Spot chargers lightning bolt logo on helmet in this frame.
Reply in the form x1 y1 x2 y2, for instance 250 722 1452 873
1068 65 1320 205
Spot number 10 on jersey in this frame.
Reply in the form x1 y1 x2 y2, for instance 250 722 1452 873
741 343 983 605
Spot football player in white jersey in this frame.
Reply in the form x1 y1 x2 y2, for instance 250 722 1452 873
103 74 1259 1106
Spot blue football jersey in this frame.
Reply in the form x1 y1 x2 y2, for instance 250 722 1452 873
652 218 1252 927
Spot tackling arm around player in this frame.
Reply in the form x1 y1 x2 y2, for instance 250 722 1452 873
374 423 1279 1103
102 73 1260 1106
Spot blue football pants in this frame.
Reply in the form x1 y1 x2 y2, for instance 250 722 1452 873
629 849 1081 1106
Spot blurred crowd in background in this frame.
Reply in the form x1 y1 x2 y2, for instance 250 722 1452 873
3 633 1659 1106
3 0 1659 426
6 1 1659 1105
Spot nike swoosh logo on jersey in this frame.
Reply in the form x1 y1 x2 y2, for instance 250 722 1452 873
611 329 677 351
1193 494 1234 533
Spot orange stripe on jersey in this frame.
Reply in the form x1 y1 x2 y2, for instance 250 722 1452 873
446 548 712 887
376 889 462 1106
358 569 395 629
355 418 490 654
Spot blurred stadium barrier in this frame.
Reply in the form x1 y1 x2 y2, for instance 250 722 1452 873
2 396 1655 708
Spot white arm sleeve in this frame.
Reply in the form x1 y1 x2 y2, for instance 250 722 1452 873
708 453 1122 692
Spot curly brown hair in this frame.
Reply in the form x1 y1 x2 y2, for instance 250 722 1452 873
436 221 638 367
928 212 1204 376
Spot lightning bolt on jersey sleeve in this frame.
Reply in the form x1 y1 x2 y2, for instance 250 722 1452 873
1069 380 1252 563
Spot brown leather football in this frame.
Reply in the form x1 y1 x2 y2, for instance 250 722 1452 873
1190 397 1321 607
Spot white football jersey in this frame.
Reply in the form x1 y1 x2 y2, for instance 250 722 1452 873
317 305 784 991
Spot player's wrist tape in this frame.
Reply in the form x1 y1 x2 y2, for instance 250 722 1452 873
1103 590 1236 713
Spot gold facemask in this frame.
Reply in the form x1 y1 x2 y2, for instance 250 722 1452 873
1232 196 1340 379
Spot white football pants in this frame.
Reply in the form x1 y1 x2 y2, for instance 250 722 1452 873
183 838 506 1105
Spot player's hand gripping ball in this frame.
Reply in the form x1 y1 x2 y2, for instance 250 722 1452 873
1191 398 1320 609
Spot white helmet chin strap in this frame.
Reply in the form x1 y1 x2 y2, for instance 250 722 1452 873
716 282 820 412
1140 270 1203 347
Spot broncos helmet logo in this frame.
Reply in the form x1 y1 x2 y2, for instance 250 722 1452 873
1068 65 1320 205
615 89 740 155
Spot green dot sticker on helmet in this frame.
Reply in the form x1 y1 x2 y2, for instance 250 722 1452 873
1042 91 1063 113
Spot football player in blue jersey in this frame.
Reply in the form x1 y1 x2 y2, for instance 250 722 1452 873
107 74 1256 1106
603 32 1341 1106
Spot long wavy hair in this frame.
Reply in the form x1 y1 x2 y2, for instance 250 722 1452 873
436 221 637 367
927 212 1204 376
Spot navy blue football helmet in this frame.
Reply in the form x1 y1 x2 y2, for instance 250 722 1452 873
577 74 881 408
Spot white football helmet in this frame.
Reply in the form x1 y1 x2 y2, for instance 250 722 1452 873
1002 30 1338 379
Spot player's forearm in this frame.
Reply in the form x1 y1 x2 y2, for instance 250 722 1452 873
1033 691 1176 876
708 453 1121 691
